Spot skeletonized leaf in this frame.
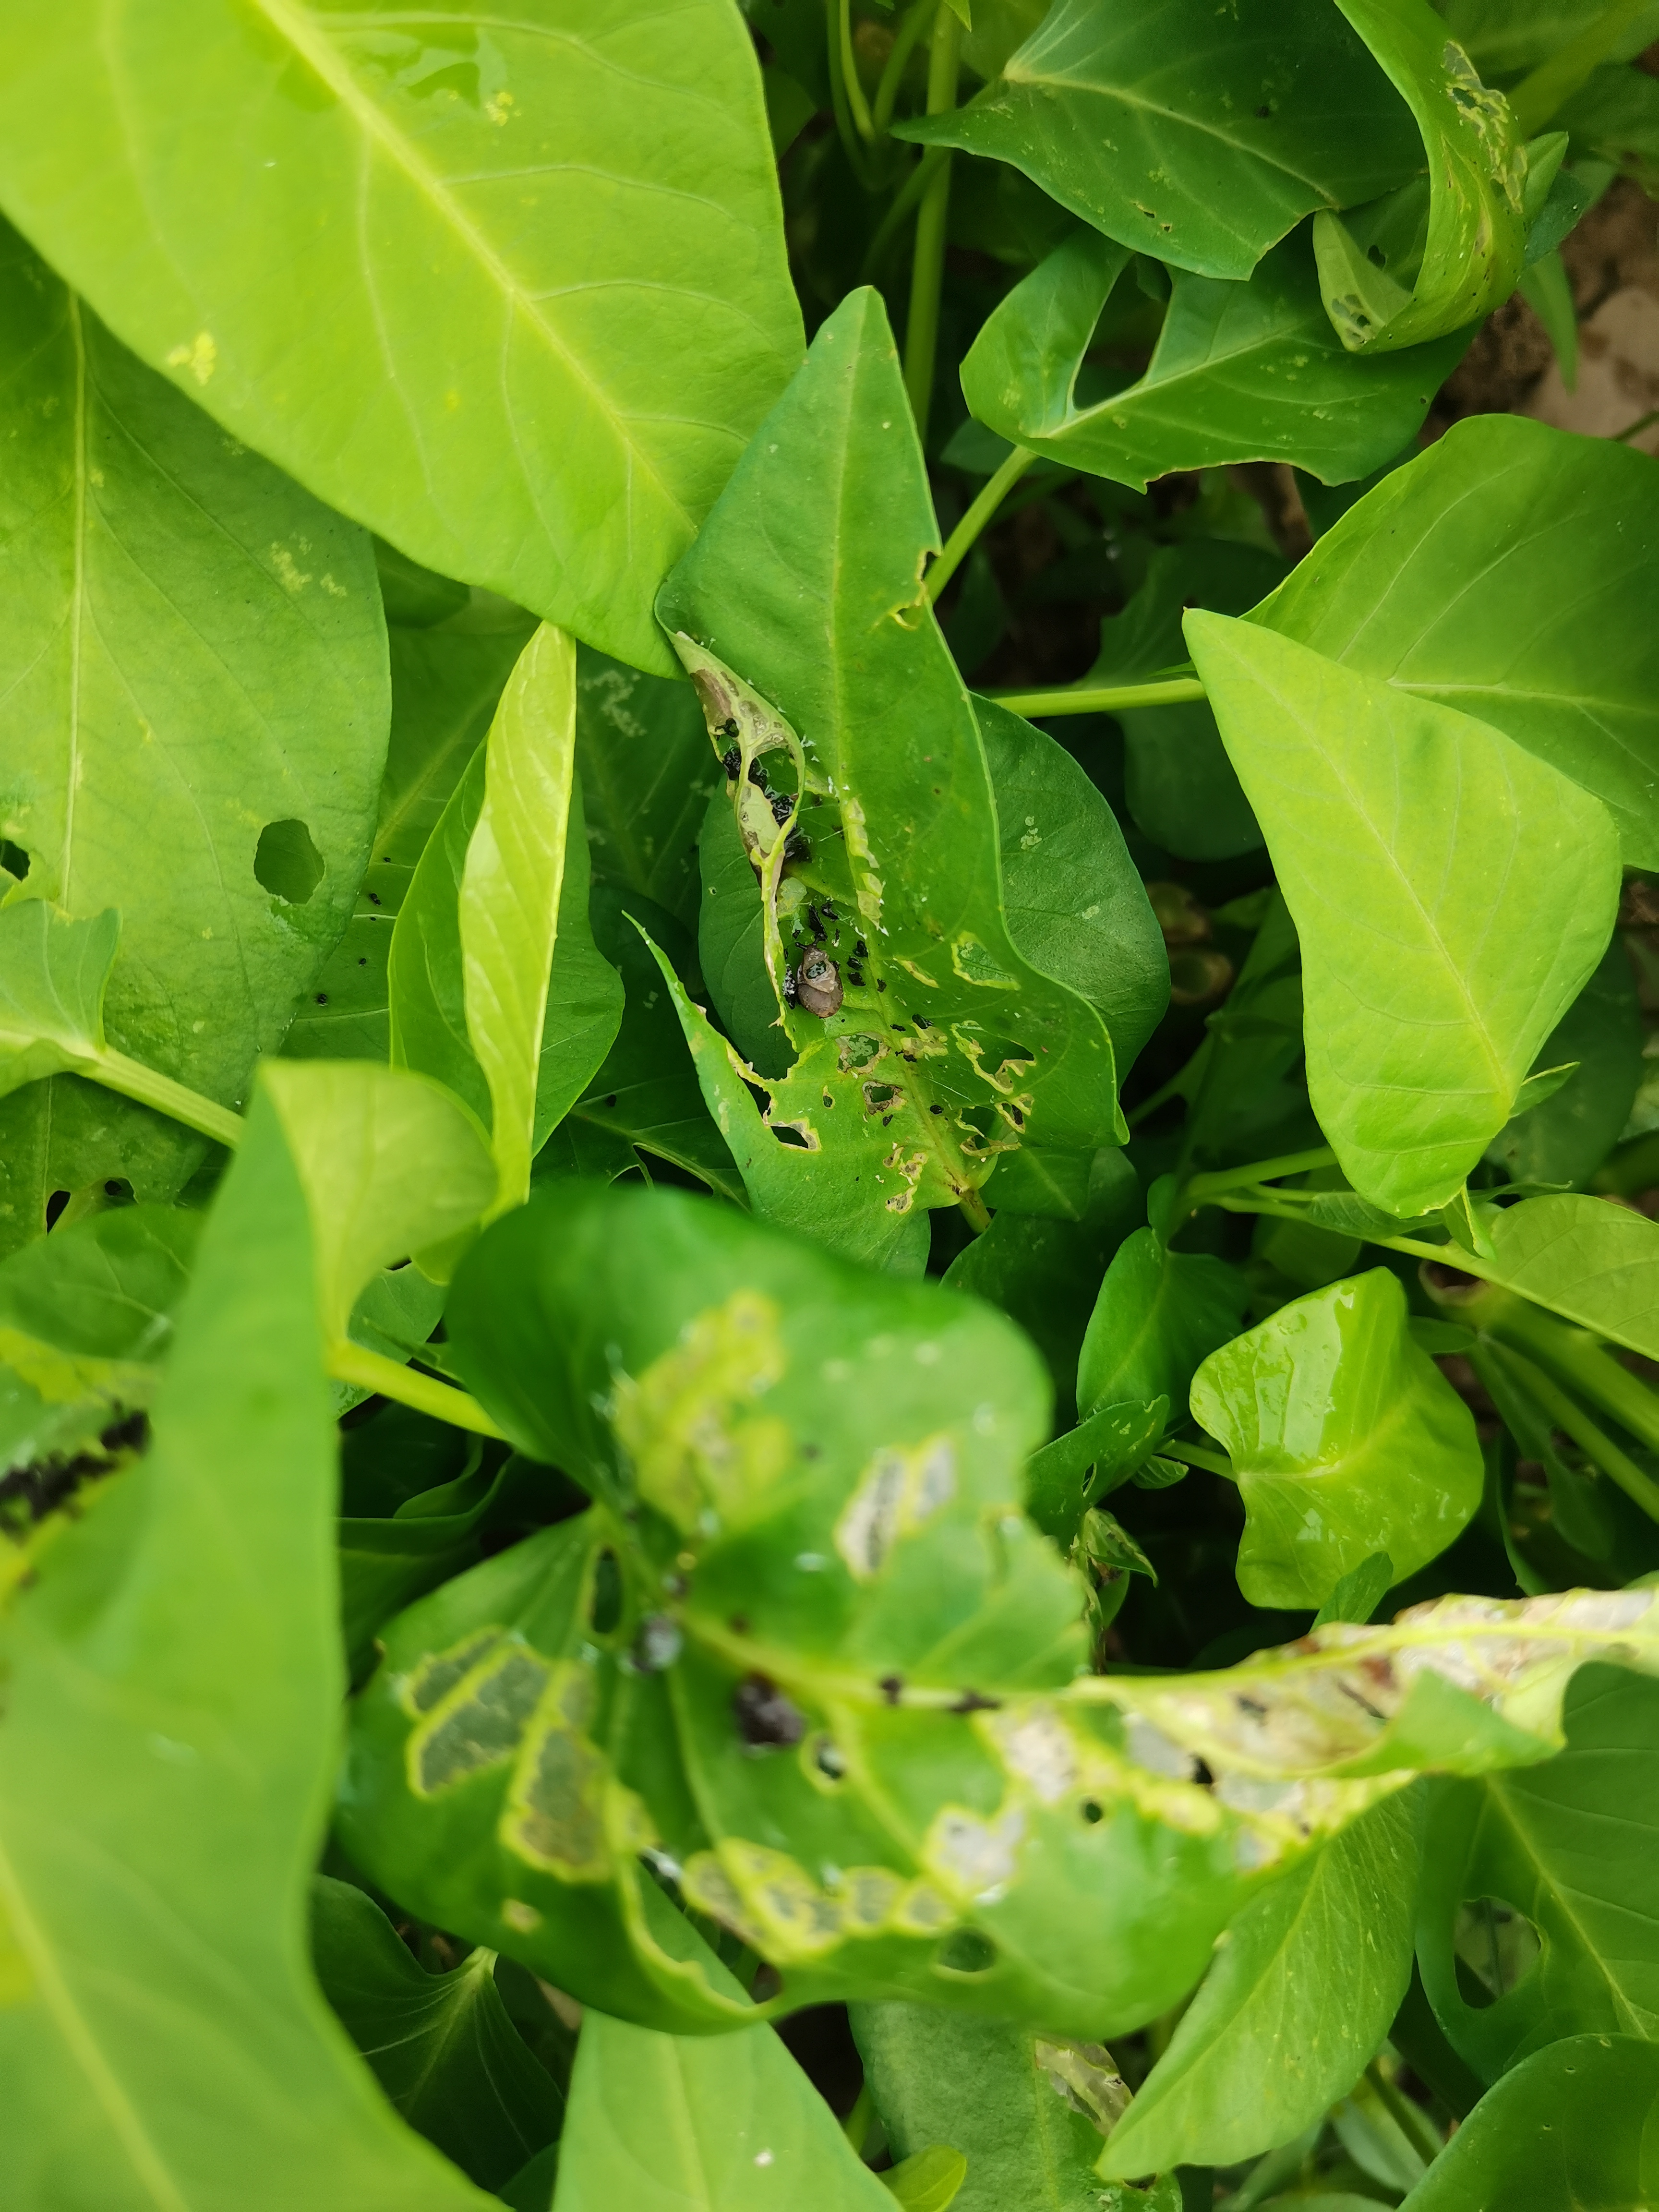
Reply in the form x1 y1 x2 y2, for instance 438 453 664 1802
1184 611 1622 1215
0 0 803 674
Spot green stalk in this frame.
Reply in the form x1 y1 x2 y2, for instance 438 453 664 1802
902 4 960 442
327 1338 507 1440
859 146 945 280
1160 1439 1234 1479
925 445 1036 601
957 1180 992 1234
1508 0 1649 132
1185 1145 1337 1207
95 1046 244 1151
824 0 876 185
872 0 939 132
1483 1339 1659 1523
838 0 877 143
986 675 1208 717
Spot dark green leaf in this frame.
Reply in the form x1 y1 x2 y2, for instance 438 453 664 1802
897 0 1419 280
1561 62 1659 192
1313 1551 1396 1629
0 0 803 674
1077 1228 1249 1429
1486 939 1643 1188
1252 416 1659 866
960 230 1467 493
1444 0 1659 76
1025 1399 1169 1545
310 1875 563 2191
1190 1270 1483 1608
0 1079 490 2206
577 649 717 937
1184 611 1623 1215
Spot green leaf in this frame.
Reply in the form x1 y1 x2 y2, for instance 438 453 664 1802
1486 939 1643 1187
1561 62 1659 192
1395 2033 1659 2209
1174 894 1312 1174
1097 1793 1422 2176
882 2148 970 2211
0 0 803 675
1461 1193 1659 1360
974 699 1169 1078
1190 1270 1484 1608
1025 1399 1169 1545
0 1078 490 2207
260 1059 498 1339
310 1875 563 2191
1417 1664 1659 2082
655 289 1123 1245
577 649 718 937
555 1978 894 2212
0 218 387 1244
1077 1227 1249 1432
287 593 537 1064
1445 0 1659 76
539 890 742 1202
895 0 1420 280
852 2004 1151 2212
960 230 1467 494
1314 0 1527 353
1313 1551 1396 1629
0 1204 197 1478
1252 415 1659 866
1183 611 1623 1216
391 625 623 1216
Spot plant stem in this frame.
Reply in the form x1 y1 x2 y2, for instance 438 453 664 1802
1185 1145 1336 1207
925 445 1036 601
1363 2058 1444 2167
327 1337 507 1440
95 1046 243 1150
860 146 945 279
957 1180 992 1234
824 0 875 185
902 4 960 442
986 675 1208 717
872 0 938 132
838 0 877 142
1615 404 1659 444
1484 1341 1659 1522
1160 1439 1234 1479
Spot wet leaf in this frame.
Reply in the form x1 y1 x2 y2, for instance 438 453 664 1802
0 0 802 674
1190 1270 1483 1608
897 0 1420 280
1184 611 1623 1215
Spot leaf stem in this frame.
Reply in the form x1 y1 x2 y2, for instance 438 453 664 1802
838 0 877 142
872 0 938 132
985 675 1208 718
957 1181 992 1233
326 1338 507 1440
926 445 1036 602
1159 1439 1234 1479
860 146 945 279
902 4 960 442
1185 1145 1337 1207
1485 1341 1659 1523
824 0 876 185
94 1046 243 1151
1614 404 1659 444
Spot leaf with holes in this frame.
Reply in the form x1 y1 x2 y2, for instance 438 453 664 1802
0 218 388 1250
1190 1270 1483 1609
654 289 1123 1257
960 229 1467 494
0 0 803 674
0 1077 492 2210
1183 612 1623 1216
896 0 1421 280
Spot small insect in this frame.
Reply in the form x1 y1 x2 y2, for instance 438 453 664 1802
721 744 741 781
769 789 794 824
733 1671 805 1749
796 944 843 1017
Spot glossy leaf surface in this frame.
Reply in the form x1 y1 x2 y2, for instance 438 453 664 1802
1253 417 1659 866
0 220 387 1243
311 1876 562 2191
1185 612 1623 1215
962 231 1465 493
1098 1793 1421 2175
0 0 803 675
1077 1227 1249 1431
899 0 1419 279
1190 1270 1483 1608
1466 1194 1659 1361
0 1084 490 2209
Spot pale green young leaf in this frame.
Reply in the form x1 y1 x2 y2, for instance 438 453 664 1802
1252 417 1659 867
1190 1270 1483 1608
1395 2033 1659 2209
0 0 803 676
260 1060 497 1340
881 2146 970 2211
896 0 1419 279
0 1084 492 2210
1468 1194 1659 1358
1316 0 1527 352
0 219 387 1245
1183 612 1623 1216
1097 1794 1421 2176
1417 1665 1659 2083
961 231 1466 494
311 1876 562 2192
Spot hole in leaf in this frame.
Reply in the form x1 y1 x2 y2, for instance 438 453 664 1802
254 817 325 905
44 1190 71 1230
935 1927 998 1976
1452 1897 1540 2008
589 1549 622 1635
1081 1800 1103 1824
0 839 29 881
771 1122 812 1149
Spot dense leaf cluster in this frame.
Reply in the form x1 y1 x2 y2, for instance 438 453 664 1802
2 0 1659 2207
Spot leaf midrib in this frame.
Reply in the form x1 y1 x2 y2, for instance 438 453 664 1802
250 0 690 529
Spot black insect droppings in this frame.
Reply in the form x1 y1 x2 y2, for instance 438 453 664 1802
733 1671 806 1748
722 745 741 780
879 1674 903 1706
